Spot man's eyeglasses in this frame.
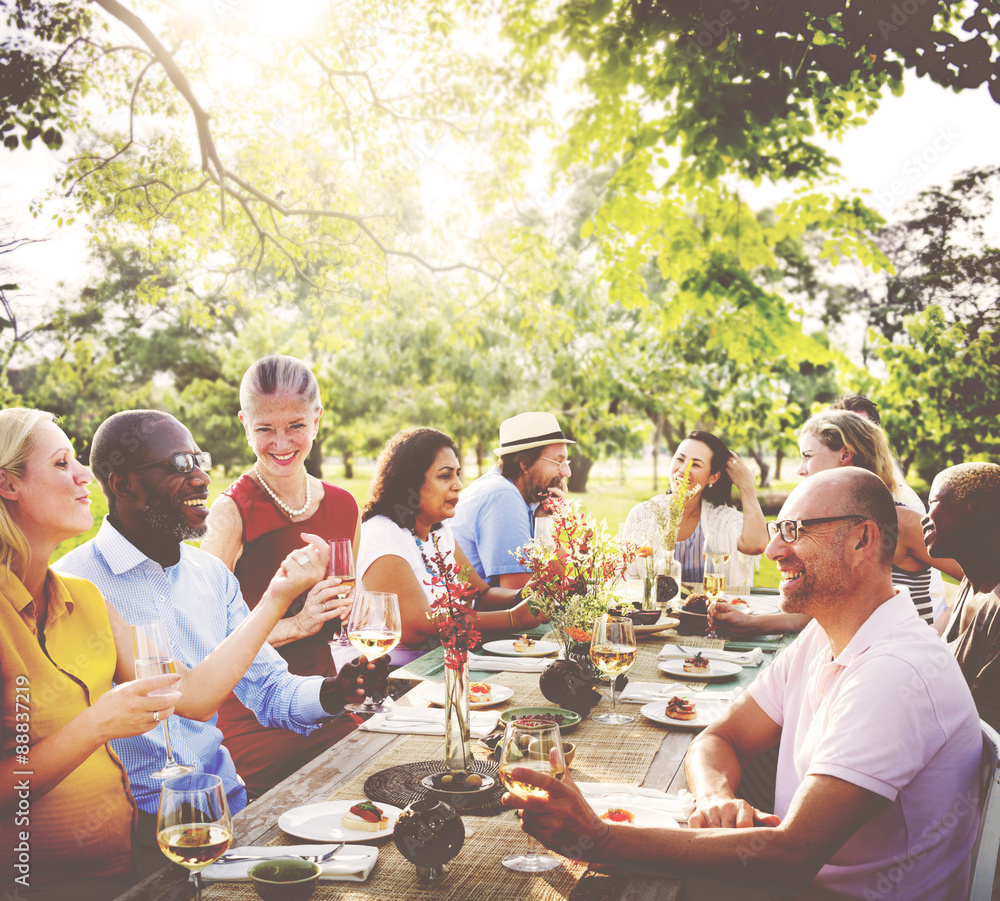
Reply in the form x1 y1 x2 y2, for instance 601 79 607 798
132 452 212 474
766 515 865 543
540 456 571 470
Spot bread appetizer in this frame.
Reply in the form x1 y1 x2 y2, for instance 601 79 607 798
512 634 535 653
683 652 710 674
600 807 636 823
342 800 388 832
469 681 493 703
665 696 697 721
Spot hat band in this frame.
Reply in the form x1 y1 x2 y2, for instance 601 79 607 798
498 430 567 450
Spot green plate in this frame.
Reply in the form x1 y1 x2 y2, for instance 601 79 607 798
499 706 582 734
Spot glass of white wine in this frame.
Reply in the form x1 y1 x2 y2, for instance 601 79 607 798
703 550 730 599
132 620 193 779
345 591 401 713
157 772 232 901
329 537 357 646
497 721 566 873
590 615 637 725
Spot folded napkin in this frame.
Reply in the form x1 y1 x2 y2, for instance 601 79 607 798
360 708 500 737
577 783 693 824
657 645 763 666
619 681 703 703
201 844 378 883
468 653 552 673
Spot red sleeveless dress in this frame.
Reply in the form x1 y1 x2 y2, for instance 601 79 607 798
214 475 359 796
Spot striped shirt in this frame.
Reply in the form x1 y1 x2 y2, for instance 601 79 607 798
56 517 328 815
893 565 934 625
675 518 704 583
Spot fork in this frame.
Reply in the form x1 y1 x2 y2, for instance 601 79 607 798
217 843 345 864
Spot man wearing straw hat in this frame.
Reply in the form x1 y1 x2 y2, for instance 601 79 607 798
452 412 574 589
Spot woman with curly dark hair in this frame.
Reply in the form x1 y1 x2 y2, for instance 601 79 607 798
357 428 544 665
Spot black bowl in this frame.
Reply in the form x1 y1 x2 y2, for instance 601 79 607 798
675 611 710 636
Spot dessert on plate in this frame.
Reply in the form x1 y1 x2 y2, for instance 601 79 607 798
512 634 535 653
469 681 493 703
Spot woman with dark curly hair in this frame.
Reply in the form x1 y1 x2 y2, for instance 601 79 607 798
357 428 545 665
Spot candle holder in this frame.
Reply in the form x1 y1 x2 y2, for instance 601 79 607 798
393 797 464 883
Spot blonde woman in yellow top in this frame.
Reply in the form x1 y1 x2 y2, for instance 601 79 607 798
0 408 327 899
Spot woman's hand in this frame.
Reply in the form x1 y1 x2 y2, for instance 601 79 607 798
726 452 757 496
266 533 331 612
88 674 182 743
293 577 354 638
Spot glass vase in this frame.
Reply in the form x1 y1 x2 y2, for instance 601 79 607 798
655 552 683 609
443 659 471 769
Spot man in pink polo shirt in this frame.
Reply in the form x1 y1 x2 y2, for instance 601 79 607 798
502 468 982 899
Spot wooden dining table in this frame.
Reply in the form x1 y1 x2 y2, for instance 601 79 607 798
113 600 796 901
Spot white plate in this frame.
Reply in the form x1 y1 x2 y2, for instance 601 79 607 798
657 659 742 681
639 698 729 731
418 682 515 709
587 800 681 828
278 801 402 842
481 639 559 657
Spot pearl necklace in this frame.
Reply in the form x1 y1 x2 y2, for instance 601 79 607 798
253 462 311 518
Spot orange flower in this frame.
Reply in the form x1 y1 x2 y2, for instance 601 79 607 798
635 545 654 557
566 627 591 643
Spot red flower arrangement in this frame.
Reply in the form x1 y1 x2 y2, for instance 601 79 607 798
423 534 481 671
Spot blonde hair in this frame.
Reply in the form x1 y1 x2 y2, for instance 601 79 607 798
239 355 320 414
800 410 897 493
0 408 58 577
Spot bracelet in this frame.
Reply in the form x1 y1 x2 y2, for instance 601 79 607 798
508 609 514 630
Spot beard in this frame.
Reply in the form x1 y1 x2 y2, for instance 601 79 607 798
779 548 852 615
142 497 207 542
530 474 566 503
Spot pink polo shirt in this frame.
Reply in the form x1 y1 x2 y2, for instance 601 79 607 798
749 592 981 901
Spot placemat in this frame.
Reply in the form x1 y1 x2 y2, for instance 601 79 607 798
364 758 505 815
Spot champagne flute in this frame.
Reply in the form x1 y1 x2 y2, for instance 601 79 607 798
132 620 193 779
345 591 401 713
329 537 357 646
157 773 232 901
590 616 637 725
497 721 566 873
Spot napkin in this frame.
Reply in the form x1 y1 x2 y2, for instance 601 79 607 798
619 681 701 703
657 645 764 666
201 844 378 883
468 653 552 673
577 783 693 824
360 708 500 737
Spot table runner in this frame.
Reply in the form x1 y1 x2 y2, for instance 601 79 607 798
200 645 687 901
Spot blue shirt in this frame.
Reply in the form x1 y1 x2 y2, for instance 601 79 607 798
675 518 704 583
56 518 328 815
451 469 536 585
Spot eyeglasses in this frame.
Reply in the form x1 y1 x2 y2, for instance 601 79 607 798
539 456 571 470
766 515 865 543
131 452 212 474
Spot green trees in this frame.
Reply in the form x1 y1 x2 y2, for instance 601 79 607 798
873 308 1000 483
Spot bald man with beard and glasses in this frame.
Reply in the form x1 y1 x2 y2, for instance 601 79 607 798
56 411 388 871
503 469 982 901
924 462 1000 732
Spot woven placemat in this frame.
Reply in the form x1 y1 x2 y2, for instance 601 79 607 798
364 758 505 815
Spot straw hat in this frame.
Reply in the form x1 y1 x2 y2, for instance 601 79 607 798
493 412 575 457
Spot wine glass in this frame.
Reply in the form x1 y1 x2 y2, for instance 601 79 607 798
702 550 730 640
497 721 566 873
132 620 193 779
329 537 357 646
590 616 637 725
157 773 232 901
345 591 401 714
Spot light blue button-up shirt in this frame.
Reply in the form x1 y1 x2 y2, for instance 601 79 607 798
56 517 328 815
